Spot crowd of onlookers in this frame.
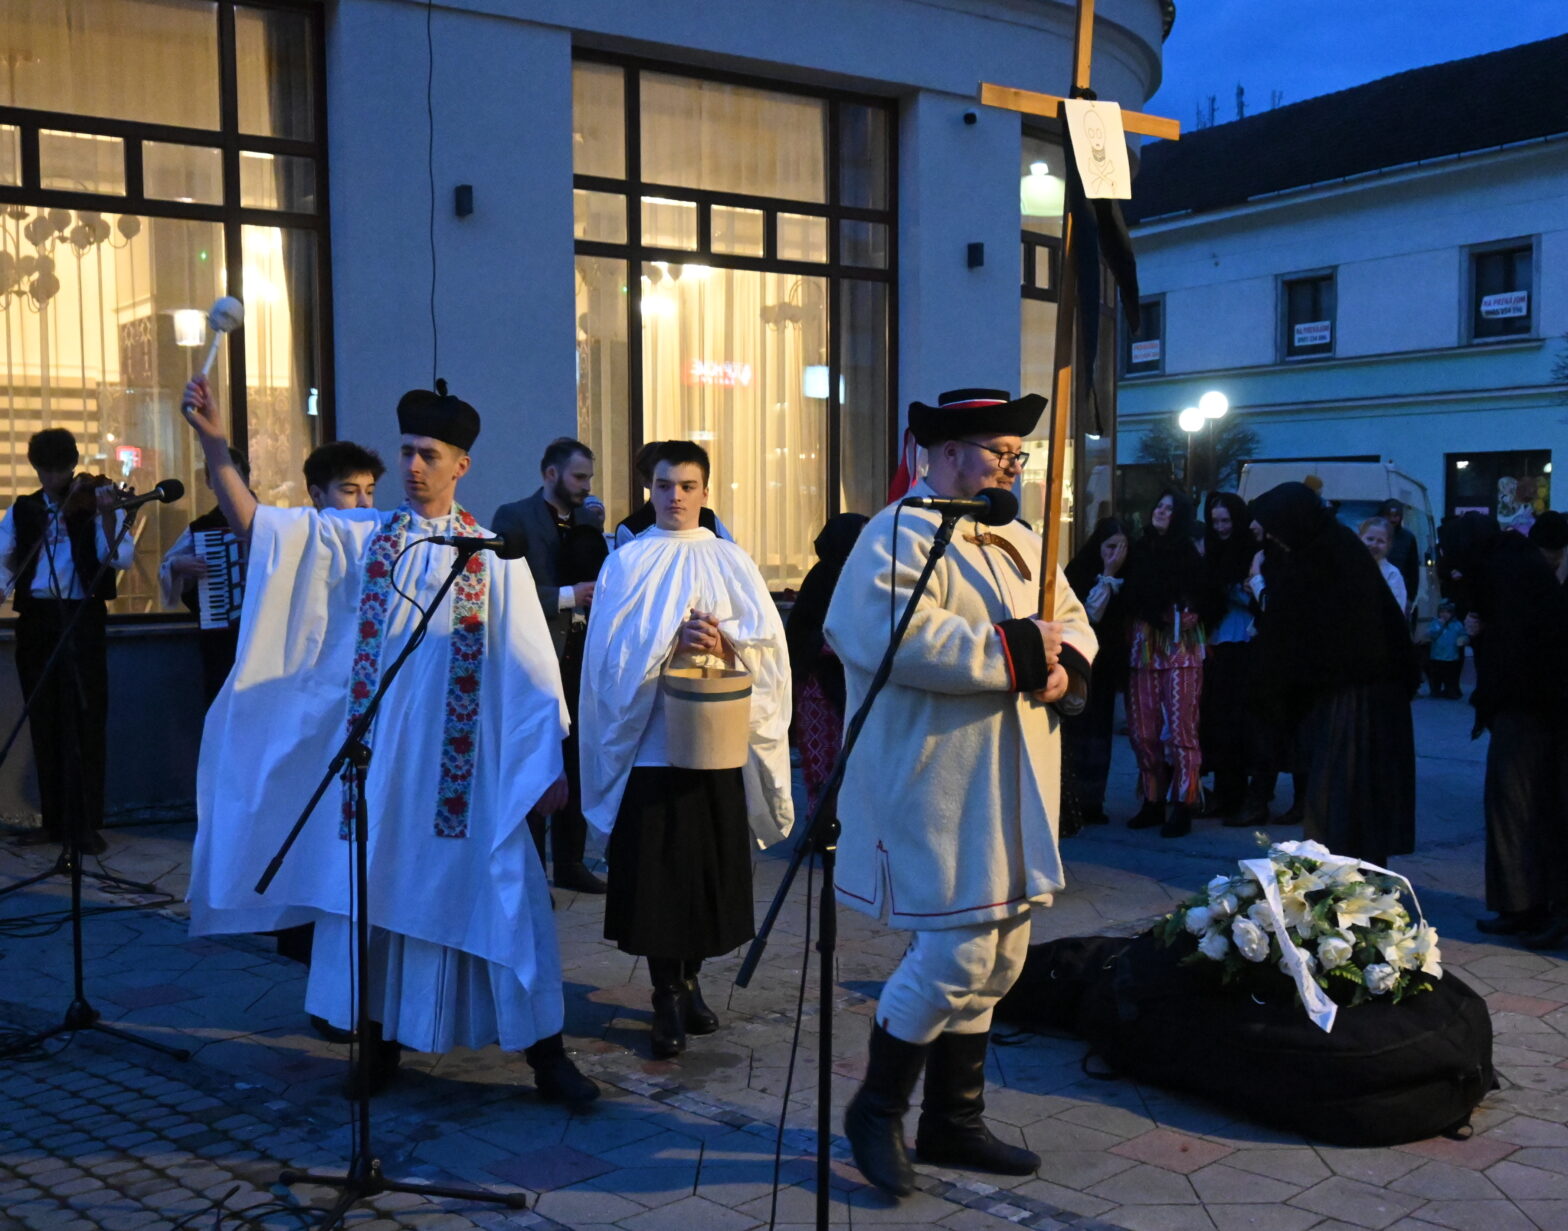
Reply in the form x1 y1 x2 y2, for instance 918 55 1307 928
1050 484 1568 951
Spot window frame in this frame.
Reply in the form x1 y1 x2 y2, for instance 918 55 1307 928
1279 269 1336 361
570 50 898 548
1466 238 1535 344
0 0 334 624
1121 293 1164 376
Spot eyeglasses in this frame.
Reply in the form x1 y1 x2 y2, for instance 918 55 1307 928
959 439 1030 470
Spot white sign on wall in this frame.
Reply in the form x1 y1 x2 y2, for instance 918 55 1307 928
1479 290 1529 319
1293 320 1332 348
1130 339 1161 365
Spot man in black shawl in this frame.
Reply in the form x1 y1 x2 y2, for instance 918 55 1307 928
1250 483 1418 866
1443 512 1568 945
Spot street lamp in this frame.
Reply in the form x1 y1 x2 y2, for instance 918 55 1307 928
1177 390 1228 493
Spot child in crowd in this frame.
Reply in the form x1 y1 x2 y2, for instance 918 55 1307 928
1422 599 1468 699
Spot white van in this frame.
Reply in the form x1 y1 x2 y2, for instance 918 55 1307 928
1236 461 1440 619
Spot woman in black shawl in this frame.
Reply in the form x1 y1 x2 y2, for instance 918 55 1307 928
1061 517 1131 830
786 513 869 813
1198 492 1256 820
1249 482 1418 866
1441 512 1568 943
1119 490 1219 837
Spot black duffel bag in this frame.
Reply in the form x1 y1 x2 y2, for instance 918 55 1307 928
1002 931 1494 1147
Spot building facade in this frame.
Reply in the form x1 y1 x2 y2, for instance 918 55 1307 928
1118 36 1568 528
0 0 1169 812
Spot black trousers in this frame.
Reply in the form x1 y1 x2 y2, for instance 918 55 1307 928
14 599 109 838
1426 658 1462 699
1484 710 1568 915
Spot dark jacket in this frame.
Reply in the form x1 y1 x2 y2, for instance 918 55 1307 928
8 489 118 612
1120 490 1220 634
1441 512 1568 730
1249 482 1419 725
491 489 573 654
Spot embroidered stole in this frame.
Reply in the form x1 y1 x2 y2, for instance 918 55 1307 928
342 504 488 840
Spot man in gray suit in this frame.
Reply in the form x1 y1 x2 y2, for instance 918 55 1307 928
493 438 607 894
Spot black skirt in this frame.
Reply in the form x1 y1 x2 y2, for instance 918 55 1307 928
1199 640 1251 776
604 765 756 959
1298 681 1416 865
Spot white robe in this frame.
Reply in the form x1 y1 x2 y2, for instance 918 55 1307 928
188 504 568 1052
578 526 794 848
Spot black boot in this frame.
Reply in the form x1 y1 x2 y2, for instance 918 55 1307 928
1160 803 1192 838
1127 798 1165 829
524 1032 600 1104
684 960 720 1035
648 958 689 1059
844 1022 929 1197
915 1031 1040 1176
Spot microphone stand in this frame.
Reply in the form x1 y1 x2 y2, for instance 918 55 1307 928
1 507 190 1063
256 539 527 1228
737 508 964 1231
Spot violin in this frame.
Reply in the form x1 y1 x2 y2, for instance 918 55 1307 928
61 473 124 517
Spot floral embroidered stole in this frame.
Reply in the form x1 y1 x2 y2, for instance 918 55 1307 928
342 504 488 840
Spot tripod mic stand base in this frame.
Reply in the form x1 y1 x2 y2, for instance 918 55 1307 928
278 1160 528 1230
12 997 193 1062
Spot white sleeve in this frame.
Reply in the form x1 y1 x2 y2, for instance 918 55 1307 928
95 510 137 570
158 527 198 609
0 507 16 597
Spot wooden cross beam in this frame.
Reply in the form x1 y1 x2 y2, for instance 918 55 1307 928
979 0 1179 617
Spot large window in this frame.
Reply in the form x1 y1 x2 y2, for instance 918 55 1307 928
1469 241 1533 342
0 0 329 615
1446 450 1551 529
1282 271 1335 359
572 57 893 588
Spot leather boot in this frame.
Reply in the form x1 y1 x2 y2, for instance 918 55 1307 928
683 960 720 1035
648 957 688 1059
1160 803 1193 839
1127 798 1165 829
844 1021 929 1197
524 1031 600 1104
914 1031 1039 1175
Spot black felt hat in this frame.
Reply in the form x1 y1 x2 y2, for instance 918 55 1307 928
397 379 480 451
908 388 1046 448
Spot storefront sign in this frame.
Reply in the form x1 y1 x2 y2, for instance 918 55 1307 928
1293 320 1332 348
1479 290 1528 319
1130 339 1161 365
685 359 753 388
116 445 143 471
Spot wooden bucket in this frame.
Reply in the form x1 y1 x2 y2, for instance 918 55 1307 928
661 665 753 770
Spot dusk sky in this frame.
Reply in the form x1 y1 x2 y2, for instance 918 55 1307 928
1146 0 1568 128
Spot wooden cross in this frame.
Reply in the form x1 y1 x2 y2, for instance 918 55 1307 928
979 0 1178 617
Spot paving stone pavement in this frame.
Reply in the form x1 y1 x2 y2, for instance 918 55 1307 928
3 689 1568 1230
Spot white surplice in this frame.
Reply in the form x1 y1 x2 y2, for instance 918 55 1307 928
188 504 568 1052
578 526 794 848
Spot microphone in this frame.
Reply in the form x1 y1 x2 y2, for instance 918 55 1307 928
900 487 1019 527
108 479 186 511
419 529 526 561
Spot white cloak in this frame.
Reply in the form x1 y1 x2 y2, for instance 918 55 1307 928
579 526 794 848
824 481 1097 930
188 504 568 1051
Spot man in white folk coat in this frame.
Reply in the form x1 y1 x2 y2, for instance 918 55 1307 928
181 374 597 1104
824 388 1097 1196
